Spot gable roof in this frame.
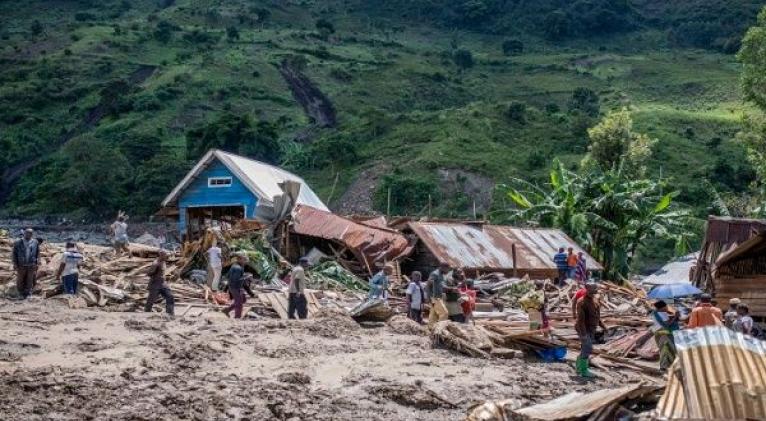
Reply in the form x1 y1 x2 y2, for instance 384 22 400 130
161 149 328 212
407 221 603 272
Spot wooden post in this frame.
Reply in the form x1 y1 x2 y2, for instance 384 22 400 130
473 200 477 219
512 243 518 277
387 187 391 217
428 194 432 218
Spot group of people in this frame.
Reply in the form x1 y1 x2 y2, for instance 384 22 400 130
553 247 588 286
394 262 476 327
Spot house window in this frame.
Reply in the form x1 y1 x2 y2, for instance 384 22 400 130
208 177 232 187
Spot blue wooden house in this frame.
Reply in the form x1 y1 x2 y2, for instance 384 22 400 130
160 149 328 238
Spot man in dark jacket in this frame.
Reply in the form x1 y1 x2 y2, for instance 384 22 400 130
224 253 248 319
575 282 605 378
144 250 174 316
12 228 40 299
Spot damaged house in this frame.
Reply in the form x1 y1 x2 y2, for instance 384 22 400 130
399 221 602 279
159 149 328 239
712 232 766 319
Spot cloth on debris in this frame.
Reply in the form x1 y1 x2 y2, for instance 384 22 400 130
368 270 389 300
687 303 722 328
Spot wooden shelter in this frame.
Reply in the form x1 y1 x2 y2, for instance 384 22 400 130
712 232 766 319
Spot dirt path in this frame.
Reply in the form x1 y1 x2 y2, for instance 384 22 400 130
0 299 647 420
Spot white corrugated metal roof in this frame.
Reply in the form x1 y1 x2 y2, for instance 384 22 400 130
641 252 698 286
161 149 328 211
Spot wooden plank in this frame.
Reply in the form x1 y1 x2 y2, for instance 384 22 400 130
264 293 289 319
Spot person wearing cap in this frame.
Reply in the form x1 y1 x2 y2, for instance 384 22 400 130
224 252 249 319
733 303 754 336
687 293 722 329
287 257 309 319
144 249 174 316
724 298 741 329
651 300 680 371
427 262 450 328
575 282 605 378
55 241 83 295
12 228 40 299
368 264 393 300
406 271 425 324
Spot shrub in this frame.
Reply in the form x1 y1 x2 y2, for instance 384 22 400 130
568 87 600 117
506 101 527 124
374 171 439 215
453 49 474 70
502 39 524 56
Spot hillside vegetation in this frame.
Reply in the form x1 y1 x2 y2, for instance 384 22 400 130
0 0 763 266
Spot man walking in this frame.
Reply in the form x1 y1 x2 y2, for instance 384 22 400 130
224 252 248 319
427 262 450 329
12 228 40 299
553 247 568 286
575 282 604 378
287 257 309 320
206 241 223 291
55 241 83 295
144 250 174 316
110 214 130 257
368 264 393 300
406 271 425 324
687 293 723 328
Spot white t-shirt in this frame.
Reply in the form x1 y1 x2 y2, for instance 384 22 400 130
112 221 128 241
207 246 222 267
62 250 83 276
406 282 425 310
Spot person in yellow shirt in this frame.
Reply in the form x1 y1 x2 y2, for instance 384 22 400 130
687 294 723 328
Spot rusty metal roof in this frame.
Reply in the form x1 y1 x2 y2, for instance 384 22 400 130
290 205 412 272
657 326 766 420
513 384 659 420
407 222 602 272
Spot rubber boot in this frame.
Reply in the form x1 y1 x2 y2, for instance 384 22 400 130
581 358 595 378
575 358 584 376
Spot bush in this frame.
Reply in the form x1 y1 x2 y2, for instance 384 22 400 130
568 87 599 117
309 136 357 166
453 49 474 70
30 20 43 36
506 101 527 124
374 171 439 215
154 20 177 44
186 114 281 164
545 103 560 114
316 18 335 37
502 39 524 56
226 26 240 41
74 12 96 22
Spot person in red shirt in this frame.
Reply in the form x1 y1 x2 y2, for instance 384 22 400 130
572 284 588 317
458 279 477 322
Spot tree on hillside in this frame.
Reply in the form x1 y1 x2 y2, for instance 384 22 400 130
569 87 600 117
316 18 335 39
735 7 766 216
226 26 240 41
453 49 474 70
583 108 655 177
186 114 281 164
30 20 43 36
542 10 570 41
502 39 524 56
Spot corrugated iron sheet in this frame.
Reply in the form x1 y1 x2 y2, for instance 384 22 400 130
513 384 659 420
657 326 766 420
290 205 412 271
408 222 602 272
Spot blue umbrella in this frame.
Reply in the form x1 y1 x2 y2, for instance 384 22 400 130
647 283 702 300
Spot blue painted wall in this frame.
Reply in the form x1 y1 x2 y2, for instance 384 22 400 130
177 160 258 234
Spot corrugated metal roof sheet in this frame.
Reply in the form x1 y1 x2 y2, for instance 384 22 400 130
513 384 659 420
291 205 412 272
407 222 603 272
642 252 698 286
162 149 328 211
657 326 766 420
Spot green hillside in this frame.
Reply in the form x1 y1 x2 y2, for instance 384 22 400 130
0 1 761 256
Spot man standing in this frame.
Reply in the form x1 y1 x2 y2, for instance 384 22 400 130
110 215 130 257
224 253 248 319
575 282 605 378
206 241 223 291
575 251 587 283
368 264 393 300
567 247 578 280
687 293 723 328
651 300 680 371
427 262 450 328
553 247 568 286
12 228 40 299
287 257 309 320
406 271 425 324
55 241 83 295
724 297 740 329
144 250 174 317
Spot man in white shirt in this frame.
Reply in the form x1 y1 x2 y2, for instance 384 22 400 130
406 271 425 324
287 257 309 319
110 215 129 257
56 241 83 295
206 242 223 291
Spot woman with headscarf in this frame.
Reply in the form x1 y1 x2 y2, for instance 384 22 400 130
651 300 680 370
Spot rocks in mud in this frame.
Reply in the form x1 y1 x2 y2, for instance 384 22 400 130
277 371 311 385
386 314 427 336
368 383 458 410
306 308 360 338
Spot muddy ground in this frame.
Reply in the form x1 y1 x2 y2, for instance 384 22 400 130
0 298 646 420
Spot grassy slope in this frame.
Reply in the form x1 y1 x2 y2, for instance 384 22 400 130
0 0 755 267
